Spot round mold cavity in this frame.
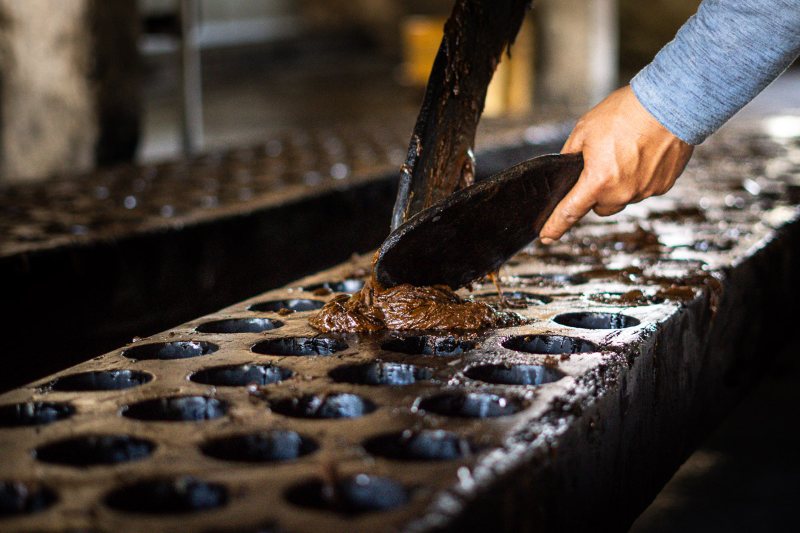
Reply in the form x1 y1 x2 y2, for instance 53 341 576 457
196 318 281 334
465 363 565 386
517 273 588 286
554 312 640 330
34 435 155 467
46 370 152 392
363 430 476 461
329 362 432 386
587 290 654 307
249 299 325 313
0 481 57 517
284 474 408 515
0 402 74 428
252 336 347 356
502 334 599 354
123 341 218 360
104 476 228 514
270 393 375 419
474 291 552 305
190 364 292 387
201 430 317 463
381 335 476 356
303 279 365 294
417 392 522 418
122 396 227 422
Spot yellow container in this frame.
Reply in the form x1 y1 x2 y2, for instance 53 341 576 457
400 15 535 116
401 15 448 87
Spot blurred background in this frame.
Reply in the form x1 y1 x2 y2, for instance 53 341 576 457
0 0 707 183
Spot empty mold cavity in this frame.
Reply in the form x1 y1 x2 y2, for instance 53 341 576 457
34 435 155 467
270 393 375 419
517 273 588 286
303 279 365 294
465 363 565 386
45 370 152 392
122 396 227 422
381 335 476 356
104 476 228 514
554 312 640 329
201 430 317 463
190 364 292 387
196 318 281 334
0 481 57 517
329 362 432 386
502 334 599 354
474 291 552 306
284 474 408 515
252 336 347 356
363 430 476 461
123 341 218 360
249 299 325 313
0 402 74 428
417 392 522 418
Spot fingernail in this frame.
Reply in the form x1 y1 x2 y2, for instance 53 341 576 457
539 237 553 245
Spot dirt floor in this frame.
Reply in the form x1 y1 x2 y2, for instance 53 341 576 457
630 341 800 532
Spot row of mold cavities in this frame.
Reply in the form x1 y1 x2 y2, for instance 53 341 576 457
118 304 642 364
2 471 419 519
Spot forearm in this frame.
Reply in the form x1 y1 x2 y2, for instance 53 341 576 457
631 0 800 145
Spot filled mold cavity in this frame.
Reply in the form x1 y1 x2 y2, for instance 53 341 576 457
284 474 409 515
417 392 522 418
45 370 152 392
381 335 476 356
363 429 476 461
473 291 552 308
190 364 292 387
123 341 218 360
0 481 57 517
104 476 228 514
196 318 281 334
249 299 325 313
554 312 640 329
201 430 317 463
252 336 347 356
0 402 74 428
122 396 227 422
588 290 656 306
502 334 599 354
34 435 155 467
303 279 365 294
465 363 565 386
329 362 432 386
270 393 375 419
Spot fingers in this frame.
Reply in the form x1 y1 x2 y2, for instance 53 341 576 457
560 126 584 155
539 171 597 244
593 204 625 216
538 85 696 246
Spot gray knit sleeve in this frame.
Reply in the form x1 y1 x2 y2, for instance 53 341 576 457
630 0 800 145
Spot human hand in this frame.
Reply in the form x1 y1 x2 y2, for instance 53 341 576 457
539 85 694 244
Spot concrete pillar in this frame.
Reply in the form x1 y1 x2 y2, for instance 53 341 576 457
0 0 140 184
535 0 618 111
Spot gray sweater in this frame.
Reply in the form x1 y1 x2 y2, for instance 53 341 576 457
630 0 800 144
